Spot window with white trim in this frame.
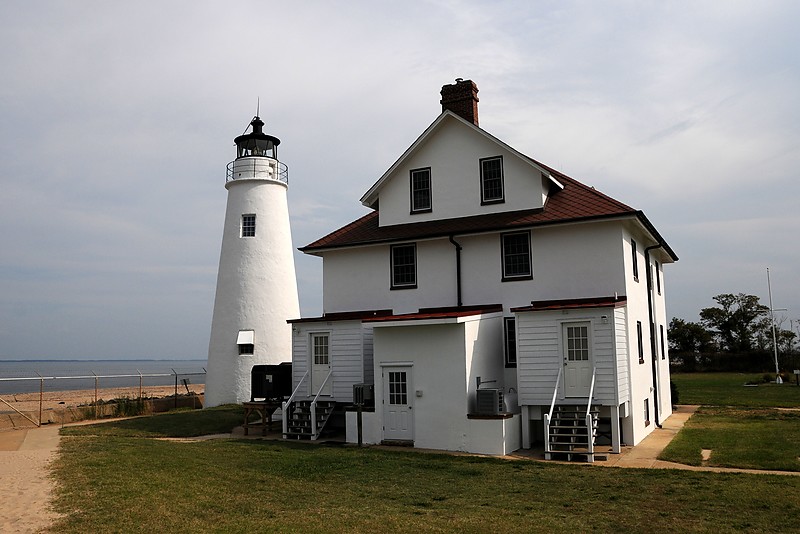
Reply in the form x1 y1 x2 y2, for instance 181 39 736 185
655 261 662 294
504 317 517 368
565 324 590 362
501 231 532 280
631 239 639 281
637 321 644 364
480 156 504 204
241 214 256 237
391 243 417 289
410 168 432 213
313 333 329 365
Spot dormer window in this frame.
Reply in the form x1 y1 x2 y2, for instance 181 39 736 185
410 167 432 213
480 156 504 204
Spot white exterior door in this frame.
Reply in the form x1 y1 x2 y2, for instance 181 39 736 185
563 322 592 397
310 333 331 396
382 366 413 441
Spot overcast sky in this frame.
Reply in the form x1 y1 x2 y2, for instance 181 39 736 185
1 1 798 361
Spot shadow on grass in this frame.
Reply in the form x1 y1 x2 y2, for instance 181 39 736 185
60 404 244 438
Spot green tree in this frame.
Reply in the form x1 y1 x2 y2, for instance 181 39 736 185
668 317 714 353
699 293 770 353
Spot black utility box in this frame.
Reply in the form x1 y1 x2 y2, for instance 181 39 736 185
251 362 292 401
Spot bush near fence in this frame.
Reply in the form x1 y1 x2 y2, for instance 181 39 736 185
670 350 800 375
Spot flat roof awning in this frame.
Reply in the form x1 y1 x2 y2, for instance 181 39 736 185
236 330 255 345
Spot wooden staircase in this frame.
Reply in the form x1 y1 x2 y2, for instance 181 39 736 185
545 404 599 462
284 398 336 440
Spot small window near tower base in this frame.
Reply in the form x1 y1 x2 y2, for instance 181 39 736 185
237 330 255 355
241 214 256 237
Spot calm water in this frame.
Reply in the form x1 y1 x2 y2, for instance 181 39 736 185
0 360 207 395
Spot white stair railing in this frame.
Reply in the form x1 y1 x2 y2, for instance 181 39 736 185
544 366 563 456
310 370 333 440
584 367 597 456
282 371 308 436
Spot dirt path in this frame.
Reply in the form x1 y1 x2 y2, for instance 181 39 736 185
0 425 63 533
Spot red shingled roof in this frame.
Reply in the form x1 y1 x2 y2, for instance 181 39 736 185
301 158 677 261
364 304 503 323
511 296 628 313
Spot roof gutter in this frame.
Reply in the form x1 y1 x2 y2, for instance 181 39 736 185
644 243 664 428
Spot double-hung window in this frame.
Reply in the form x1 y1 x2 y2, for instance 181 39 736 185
501 231 532 281
410 168 432 213
241 214 256 237
504 317 517 367
480 156 504 204
391 243 417 289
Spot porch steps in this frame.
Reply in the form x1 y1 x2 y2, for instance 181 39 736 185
545 404 599 463
284 399 336 440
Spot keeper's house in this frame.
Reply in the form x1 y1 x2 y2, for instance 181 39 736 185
284 79 676 460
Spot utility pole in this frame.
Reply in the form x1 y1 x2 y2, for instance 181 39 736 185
767 268 782 384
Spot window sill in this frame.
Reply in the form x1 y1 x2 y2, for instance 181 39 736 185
481 198 505 206
390 284 417 291
410 209 432 215
504 363 517 369
502 275 533 282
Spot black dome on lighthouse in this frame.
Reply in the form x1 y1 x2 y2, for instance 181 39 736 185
234 116 281 159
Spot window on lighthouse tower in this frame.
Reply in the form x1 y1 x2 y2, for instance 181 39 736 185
241 214 256 237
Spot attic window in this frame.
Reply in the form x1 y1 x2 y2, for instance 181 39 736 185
480 156 504 204
410 168 432 213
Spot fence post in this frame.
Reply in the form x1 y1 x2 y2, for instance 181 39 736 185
37 373 43 427
93 372 98 419
172 369 178 409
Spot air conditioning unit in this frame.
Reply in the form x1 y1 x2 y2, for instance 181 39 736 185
476 389 504 415
353 383 374 406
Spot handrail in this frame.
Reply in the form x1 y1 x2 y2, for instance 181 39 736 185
310 370 333 440
282 371 308 436
226 158 289 184
544 366 563 455
585 367 597 456
547 365 563 420
585 367 597 419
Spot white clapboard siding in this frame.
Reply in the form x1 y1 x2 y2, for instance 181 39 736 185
516 307 625 406
614 307 630 403
291 320 372 402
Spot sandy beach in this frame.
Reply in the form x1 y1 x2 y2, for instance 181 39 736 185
1 384 205 432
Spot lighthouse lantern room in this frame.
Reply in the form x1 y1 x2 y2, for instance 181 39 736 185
205 115 300 407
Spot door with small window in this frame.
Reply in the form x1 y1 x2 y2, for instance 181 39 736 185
563 322 592 397
310 333 332 396
382 366 413 442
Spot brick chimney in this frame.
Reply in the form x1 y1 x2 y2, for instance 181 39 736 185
440 78 479 126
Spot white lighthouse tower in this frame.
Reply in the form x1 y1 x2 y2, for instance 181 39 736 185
205 115 300 407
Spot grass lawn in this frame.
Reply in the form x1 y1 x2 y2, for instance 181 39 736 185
671 372 800 407
660 406 800 471
50 408 800 533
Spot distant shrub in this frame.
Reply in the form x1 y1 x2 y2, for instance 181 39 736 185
762 373 773 383
670 380 679 406
113 396 148 417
